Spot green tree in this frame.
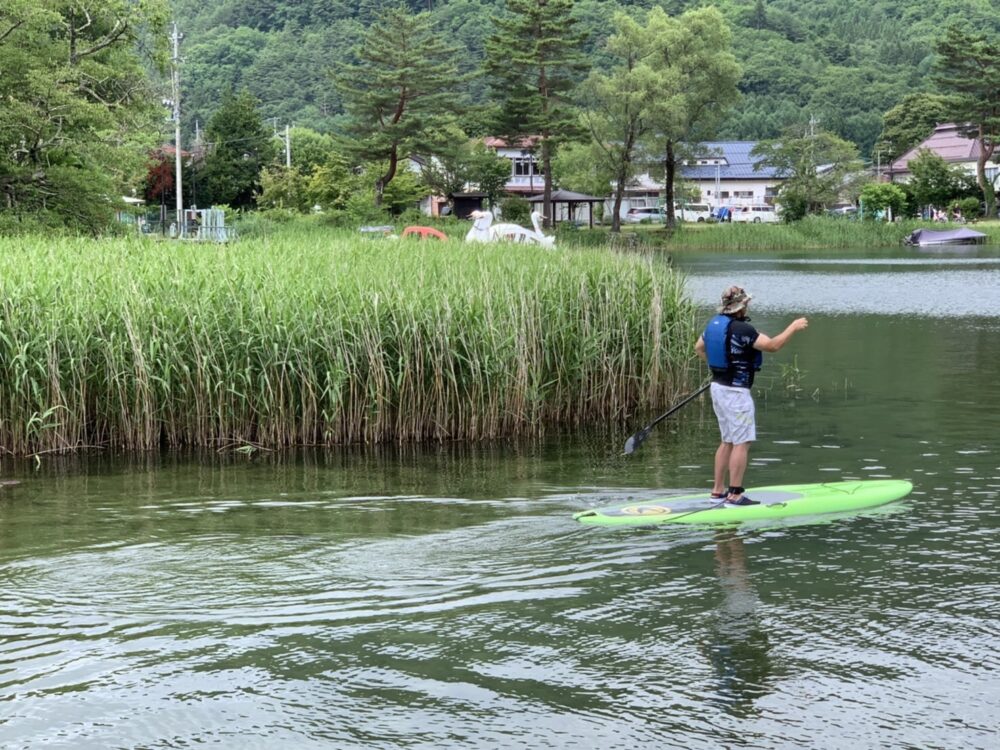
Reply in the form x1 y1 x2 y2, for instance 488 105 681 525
907 149 979 211
552 142 615 202
644 6 741 228
933 26 1000 218
498 194 531 225
466 142 511 211
484 0 588 226
381 165 430 215
0 0 169 232
166 0 1000 175
196 89 276 209
334 5 465 207
858 182 906 220
418 127 475 211
257 167 311 212
752 126 862 220
577 11 658 232
287 127 341 176
415 134 511 213
305 156 353 211
876 93 954 163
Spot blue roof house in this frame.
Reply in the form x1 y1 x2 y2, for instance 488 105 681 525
607 141 787 219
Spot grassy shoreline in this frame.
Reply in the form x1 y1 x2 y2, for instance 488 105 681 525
579 216 1000 250
0 229 697 454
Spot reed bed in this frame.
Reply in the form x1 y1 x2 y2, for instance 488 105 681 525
0 230 697 454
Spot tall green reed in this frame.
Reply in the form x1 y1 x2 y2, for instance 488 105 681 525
0 229 697 453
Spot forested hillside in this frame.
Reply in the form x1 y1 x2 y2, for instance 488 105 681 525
169 0 998 157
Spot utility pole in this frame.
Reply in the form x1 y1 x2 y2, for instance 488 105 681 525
170 22 184 237
285 123 291 168
714 162 721 213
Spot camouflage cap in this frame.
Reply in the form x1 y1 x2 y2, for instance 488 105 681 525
719 285 752 314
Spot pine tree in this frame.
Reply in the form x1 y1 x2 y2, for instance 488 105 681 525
751 0 768 31
334 5 465 207
197 90 276 209
484 0 588 225
933 27 1000 219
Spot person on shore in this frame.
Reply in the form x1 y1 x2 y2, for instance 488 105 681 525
694 286 808 505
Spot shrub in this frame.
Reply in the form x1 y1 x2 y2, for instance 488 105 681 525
950 197 981 220
498 195 531 224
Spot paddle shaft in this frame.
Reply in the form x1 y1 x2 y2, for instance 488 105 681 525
624 380 711 454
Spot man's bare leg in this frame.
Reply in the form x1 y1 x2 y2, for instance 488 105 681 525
714 442 733 496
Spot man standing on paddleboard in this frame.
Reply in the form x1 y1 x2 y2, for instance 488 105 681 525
694 286 808 505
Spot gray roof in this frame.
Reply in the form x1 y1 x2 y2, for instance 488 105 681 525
679 141 784 180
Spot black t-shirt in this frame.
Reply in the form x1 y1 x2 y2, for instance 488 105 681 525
710 318 760 388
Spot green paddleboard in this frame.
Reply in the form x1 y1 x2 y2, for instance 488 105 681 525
573 479 913 527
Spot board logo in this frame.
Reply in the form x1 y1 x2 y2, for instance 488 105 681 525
619 504 671 516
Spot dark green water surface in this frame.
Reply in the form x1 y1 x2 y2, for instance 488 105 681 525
1 246 998 748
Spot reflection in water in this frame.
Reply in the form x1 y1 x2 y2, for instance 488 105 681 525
704 532 774 716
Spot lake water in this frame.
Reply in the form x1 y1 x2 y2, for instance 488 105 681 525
1 246 999 748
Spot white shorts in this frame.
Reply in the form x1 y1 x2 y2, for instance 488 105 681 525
710 382 756 445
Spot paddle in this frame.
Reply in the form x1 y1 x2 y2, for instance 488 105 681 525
623 380 711 455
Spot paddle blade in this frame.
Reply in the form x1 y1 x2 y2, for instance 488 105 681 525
623 426 652 455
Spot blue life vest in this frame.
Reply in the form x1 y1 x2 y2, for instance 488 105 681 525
703 314 733 369
703 314 762 381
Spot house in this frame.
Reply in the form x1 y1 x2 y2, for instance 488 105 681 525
607 141 786 219
409 140 537 217
884 123 1000 186
477 138 786 222
683 142 784 209
405 155 450 217
407 138 542 218
483 136 544 195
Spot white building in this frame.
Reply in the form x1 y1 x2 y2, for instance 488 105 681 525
483 136 545 196
607 141 785 219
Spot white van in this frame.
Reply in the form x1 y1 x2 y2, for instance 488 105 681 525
674 203 712 222
674 203 712 221
731 204 779 223
623 206 665 223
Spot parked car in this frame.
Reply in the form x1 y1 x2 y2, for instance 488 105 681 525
674 203 713 222
828 205 858 219
623 206 665 223
731 204 780 223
